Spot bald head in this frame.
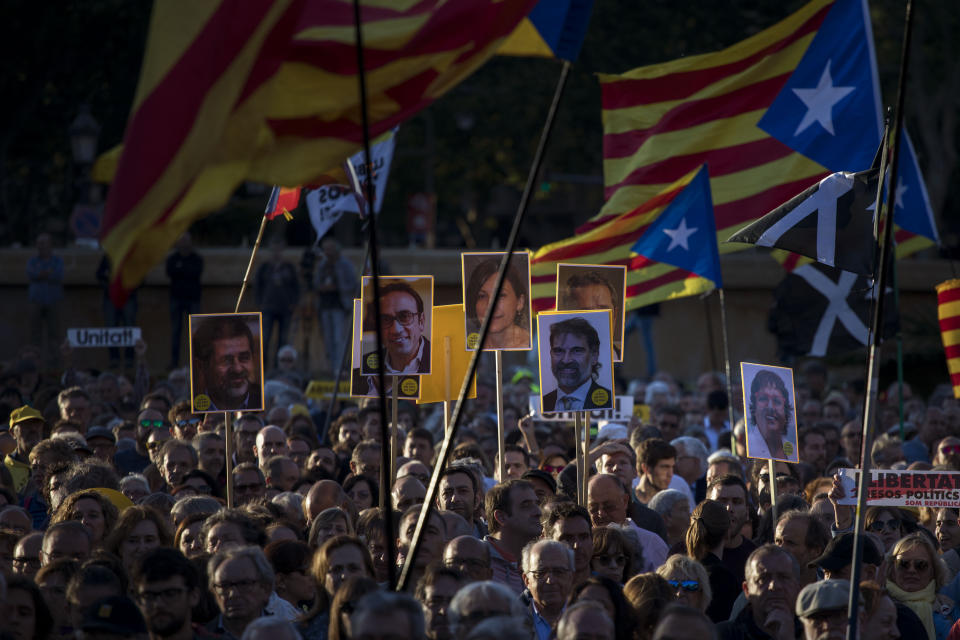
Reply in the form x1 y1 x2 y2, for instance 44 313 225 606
443 535 492 582
255 425 288 464
304 480 347 522
397 460 430 486
586 473 629 527
392 476 426 512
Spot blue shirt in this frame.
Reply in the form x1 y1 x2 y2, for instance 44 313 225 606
26 255 64 304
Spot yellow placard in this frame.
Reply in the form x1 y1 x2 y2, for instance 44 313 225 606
305 380 351 400
417 304 478 404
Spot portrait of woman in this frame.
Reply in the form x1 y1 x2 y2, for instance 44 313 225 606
462 253 532 350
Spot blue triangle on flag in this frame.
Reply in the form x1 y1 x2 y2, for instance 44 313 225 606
631 165 723 288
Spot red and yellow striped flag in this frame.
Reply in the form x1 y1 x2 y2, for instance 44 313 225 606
937 279 960 399
101 0 536 305
531 167 713 311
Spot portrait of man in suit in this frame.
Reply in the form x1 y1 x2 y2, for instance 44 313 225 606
361 278 433 375
539 314 614 413
190 313 264 412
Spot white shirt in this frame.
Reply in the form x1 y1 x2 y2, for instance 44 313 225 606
622 518 668 571
556 378 593 411
703 416 731 450
745 423 798 462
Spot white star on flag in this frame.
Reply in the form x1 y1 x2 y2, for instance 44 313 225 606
792 61 856 136
866 176 908 212
663 218 697 251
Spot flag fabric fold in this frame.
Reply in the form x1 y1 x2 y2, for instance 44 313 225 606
100 0 538 305
265 186 302 220
531 167 715 312
497 0 594 61
937 279 960 399
727 169 878 276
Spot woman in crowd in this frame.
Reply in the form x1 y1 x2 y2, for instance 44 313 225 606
885 532 960 640
685 499 739 622
104 505 172 576
342 475 377 512
568 575 637 640
327 576 378 640
656 554 711 613
623 572 674 640
300 535 374 640
868 506 910 552
49 489 119 547
175 512 208 560
309 507 353 548
590 527 635 584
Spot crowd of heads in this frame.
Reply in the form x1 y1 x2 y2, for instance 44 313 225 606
0 334 959 640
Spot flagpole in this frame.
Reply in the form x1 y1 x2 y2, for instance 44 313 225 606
397 59 573 592
235 214 269 314
717 288 737 434
351 0 396 591
495 351 506 482
846 2 915 638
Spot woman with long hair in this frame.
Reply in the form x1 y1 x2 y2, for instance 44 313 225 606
623 572 674 640
103 505 173 575
464 258 530 349
49 489 119 546
590 527 635 584
299 536 374 640
685 499 739 622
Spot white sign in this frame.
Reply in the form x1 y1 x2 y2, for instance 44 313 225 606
67 327 141 348
306 128 398 242
529 395 634 423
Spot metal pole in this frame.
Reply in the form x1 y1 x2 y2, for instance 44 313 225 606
575 412 585 504
351 0 396 590
767 458 777 526
581 411 590 506
718 289 737 438
391 376 399 481
224 411 234 507
495 351 506 481
847 3 914 638
397 60 573 591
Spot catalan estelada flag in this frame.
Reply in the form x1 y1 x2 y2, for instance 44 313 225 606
497 0 594 61
937 279 960 399
265 186 301 221
100 0 537 305
531 167 715 311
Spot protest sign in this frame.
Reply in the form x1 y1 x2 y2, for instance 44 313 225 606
188 312 264 413
741 362 800 463
67 327 141 348
349 299 420 399
836 468 960 508
529 395 634 423
417 305 477 404
305 380 351 401
537 310 615 414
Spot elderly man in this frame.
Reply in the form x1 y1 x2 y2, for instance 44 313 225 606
393 475 427 512
159 439 197 490
773 511 829 587
648 489 690 550
207 546 274 638
522 539 575 640
443 535 493 583
717 545 801 640
484 479 542 595
543 502 593 587
587 474 667 571
253 426 288 467
541 318 612 412
448 581 530 638
672 436 709 503
191 315 262 411
795 579 858 640
591 441 669 542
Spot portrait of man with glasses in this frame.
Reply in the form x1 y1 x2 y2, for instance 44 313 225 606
360 277 433 375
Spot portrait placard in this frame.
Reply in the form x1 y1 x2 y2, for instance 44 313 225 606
537 310 615 414
741 362 800 462
349 299 420 399
360 276 434 375
555 264 627 361
188 312 265 413
461 251 533 351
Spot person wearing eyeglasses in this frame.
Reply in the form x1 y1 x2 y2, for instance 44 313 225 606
133 548 202 640
656 555 711 613
865 506 908 552
362 282 431 375
207 546 275 639
885 532 960 640
934 437 960 471
521 539 576 640
167 401 202 442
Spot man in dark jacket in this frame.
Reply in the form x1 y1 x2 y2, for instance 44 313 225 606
718 545 801 640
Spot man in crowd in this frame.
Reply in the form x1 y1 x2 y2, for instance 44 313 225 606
438 467 485 539
543 502 593 587
253 425 289 467
443 536 493 583
158 440 197 491
707 475 756 584
634 438 677 504
404 428 435 466
132 548 202 640
795 579 856 640
392 475 427 512
207 546 273 638
798 427 827 476
586 473 667 570
4 406 45 496
484 479 542 594
718 545 801 640
522 539 575 640
773 511 829 587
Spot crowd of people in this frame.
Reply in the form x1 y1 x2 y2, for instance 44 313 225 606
11 236 960 640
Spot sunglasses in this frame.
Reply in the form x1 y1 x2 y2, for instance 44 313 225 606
668 579 700 592
176 417 202 427
895 558 930 572
940 444 960 456
868 518 901 533
542 465 564 474
140 419 167 429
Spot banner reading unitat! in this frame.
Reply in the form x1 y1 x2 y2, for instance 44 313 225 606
837 468 960 509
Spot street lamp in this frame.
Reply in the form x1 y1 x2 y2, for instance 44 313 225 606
69 104 100 165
